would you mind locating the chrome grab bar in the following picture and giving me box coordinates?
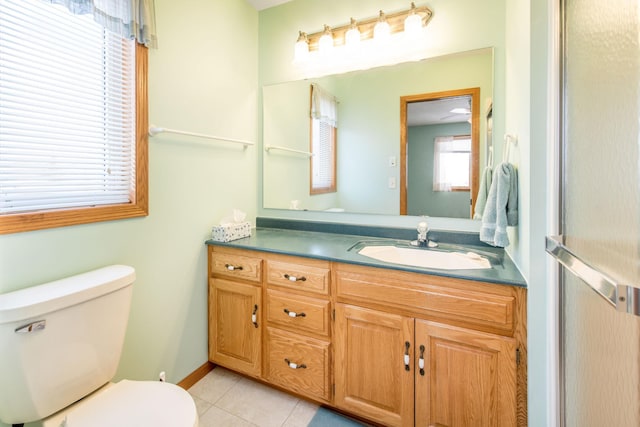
[546,235,640,317]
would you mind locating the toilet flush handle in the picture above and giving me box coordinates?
[15,320,46,334]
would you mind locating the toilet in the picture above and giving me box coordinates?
[0,265,198,427]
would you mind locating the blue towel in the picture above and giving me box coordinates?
[473,166,493,219]
[480,162,518,247]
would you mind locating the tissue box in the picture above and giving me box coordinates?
[211,222,252,242]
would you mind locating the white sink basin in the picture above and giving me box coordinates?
[357,245,491,270]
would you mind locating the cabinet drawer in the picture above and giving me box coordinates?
[336,268,516,335]
[265,327,330,402]
[211,251,262,282]
[266,289,330,337]
[266,260,329,296]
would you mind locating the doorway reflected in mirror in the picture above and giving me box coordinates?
[400,88,480,218]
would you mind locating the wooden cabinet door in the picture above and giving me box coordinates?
[334,304,414,427]
[209,278,261,377]
[415,320,517,427]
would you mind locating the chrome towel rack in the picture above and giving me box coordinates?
[546,235,640,317]
[148,125,254,148]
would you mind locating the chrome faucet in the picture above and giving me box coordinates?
[416,221,438,248]
[417,221,429,247]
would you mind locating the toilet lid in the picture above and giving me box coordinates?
[42,380,198,427]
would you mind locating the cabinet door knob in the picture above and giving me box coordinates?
[283,308,306,318]
[284,358,307,369]
[283,274,306,282]
[225,263,243,271]
[252,304,258,328]
[404,341,411,371]
[419,344,425,376]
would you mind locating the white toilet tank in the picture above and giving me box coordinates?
[0,265,136,425]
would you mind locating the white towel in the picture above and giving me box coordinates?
[479,162,518,247]
[473,166,492,219]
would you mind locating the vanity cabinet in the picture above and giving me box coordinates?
[208,245,527,427]
[414,320,517,427]
[334,304,415,426]
[263,254,332,402]
[334,304,517,427]
[334,263,526,427]
[208,248,262,377]
[208,247,332,403]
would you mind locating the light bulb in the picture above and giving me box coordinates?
[318,25,334,54]
[345,18,360,49]
[404,3,422,39]
[373,10,390,44]
[294,31,309,61]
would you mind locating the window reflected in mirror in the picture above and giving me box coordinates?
[433,135,472,192]
[310,84,337,194]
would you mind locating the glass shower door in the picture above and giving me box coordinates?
[554,0,640,425]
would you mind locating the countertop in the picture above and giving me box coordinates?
[205,226,527,288]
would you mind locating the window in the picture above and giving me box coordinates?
[433,135,471,192]
[0,0,148,234]
[310,84,337,194]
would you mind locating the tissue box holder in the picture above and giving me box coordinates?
[211,222,252,242]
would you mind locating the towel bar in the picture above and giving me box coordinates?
[148,125,254,147]
[265,145,313,157]
[545,235,640,317]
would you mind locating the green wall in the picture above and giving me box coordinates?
[0,0,259,410]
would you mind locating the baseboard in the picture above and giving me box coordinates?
[177,361,214,390]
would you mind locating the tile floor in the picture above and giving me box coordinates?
[188,367,320,427]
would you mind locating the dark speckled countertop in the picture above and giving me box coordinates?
[205,221,527,288]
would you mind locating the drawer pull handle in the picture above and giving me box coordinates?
[252,304,258,328]
[419,344,425,376]
[283,274,306,282]
[404,341,411,371]
[283,308,306,318]
[284,358,307,369]
[225,264,243,271]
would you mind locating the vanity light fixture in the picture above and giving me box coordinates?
[373,10,391,43]
[318,25,334,54]
[345,18,361,49]
[404,2,423,38]
[293,2,433,62]
[294,31,309,61]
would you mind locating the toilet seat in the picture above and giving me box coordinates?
[41,380,198,427]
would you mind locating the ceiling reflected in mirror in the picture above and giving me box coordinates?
[407,96,472,126]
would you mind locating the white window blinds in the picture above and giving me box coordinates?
[0,0,136,215]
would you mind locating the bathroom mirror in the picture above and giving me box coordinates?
[262,47,493,216]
